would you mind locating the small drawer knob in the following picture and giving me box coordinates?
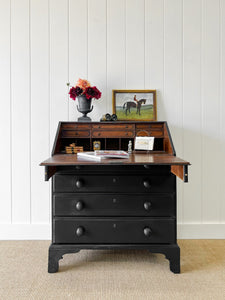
[76,201,84,211]
[143,227,152,237]
[76,179,83,188]
[76,226,85,237]
[143,180,151,188]
[144,202,152,211]
[98,132,101,136]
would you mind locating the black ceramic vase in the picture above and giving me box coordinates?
[77,95,93,122]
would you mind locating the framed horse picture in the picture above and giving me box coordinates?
[112,90,157,121]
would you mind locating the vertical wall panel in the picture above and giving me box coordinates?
[68,0,88,121]
[126,0,145,88]
[0,0,11,223]
[164,0,183,148]
[107,0,126,113]
[88,0,107,121]
[221,0,225,222]
[30,0,50,223]
[182,0,202,223]
[11,0,30,223]
[202,0,220,222]
[164,0,183,223]
[145,0,164,119]
[49,0,69,145]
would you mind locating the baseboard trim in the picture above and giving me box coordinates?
[0,224,51,240]
[177,223,225,239]
[0,223,224,240]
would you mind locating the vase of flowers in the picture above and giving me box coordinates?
[68,78,101,122]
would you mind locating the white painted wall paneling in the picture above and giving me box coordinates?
[201,0,221,223]
[11,0,30,224]
[163,0,183,223]
[0,0,225,238]
[68,0,88,121]
[126,0,145,88]
[221,0,225,223]
[30,0,50,224]
[145,0,164,120]
[88,0,107,121]
[182,0,202,223]
[107,0,126,113]
[49,0,69,147]
[0,0,11,224]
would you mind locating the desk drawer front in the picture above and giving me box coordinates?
[61,124,91,130]
[92,124,134,130]
[53,174,175,193]
[136,130,163,137]
[53,193,175,217]
[53,218,175,244]
[92,130,134,138]
[136,124,164,137]
[136,124,163,130]
[61,130,90,138]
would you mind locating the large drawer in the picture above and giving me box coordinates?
[53,174,175,193]
[53,193,175,217]
[53,217,175,244]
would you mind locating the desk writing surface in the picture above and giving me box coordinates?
[40,153,190,166]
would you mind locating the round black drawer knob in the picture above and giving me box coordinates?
[144,202,152,211]
[76,201,84,211]
[76,226,85,237]
[143,227,152,237]
[76,179,83,188]
[143,180,151,188]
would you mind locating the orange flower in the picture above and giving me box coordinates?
[76,78,90,90]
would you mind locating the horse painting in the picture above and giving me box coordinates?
[122,101,136,115]
[123,95,146,115]
[135,99,146,115]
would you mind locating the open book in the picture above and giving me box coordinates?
[77,150,129,161]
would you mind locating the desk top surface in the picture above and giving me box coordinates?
[40,153,190,166]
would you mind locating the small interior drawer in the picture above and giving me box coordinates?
[61,124,91,129]
[92,124,134,130]
[136,124,164,129]
[136,129,164,137]
[92,130,134,138]
[61,130,90,138]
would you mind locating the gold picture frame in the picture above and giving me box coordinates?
[112,89,157,121]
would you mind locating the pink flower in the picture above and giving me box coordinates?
[76,78,90,90]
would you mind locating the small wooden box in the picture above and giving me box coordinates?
[65,143,83,154]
